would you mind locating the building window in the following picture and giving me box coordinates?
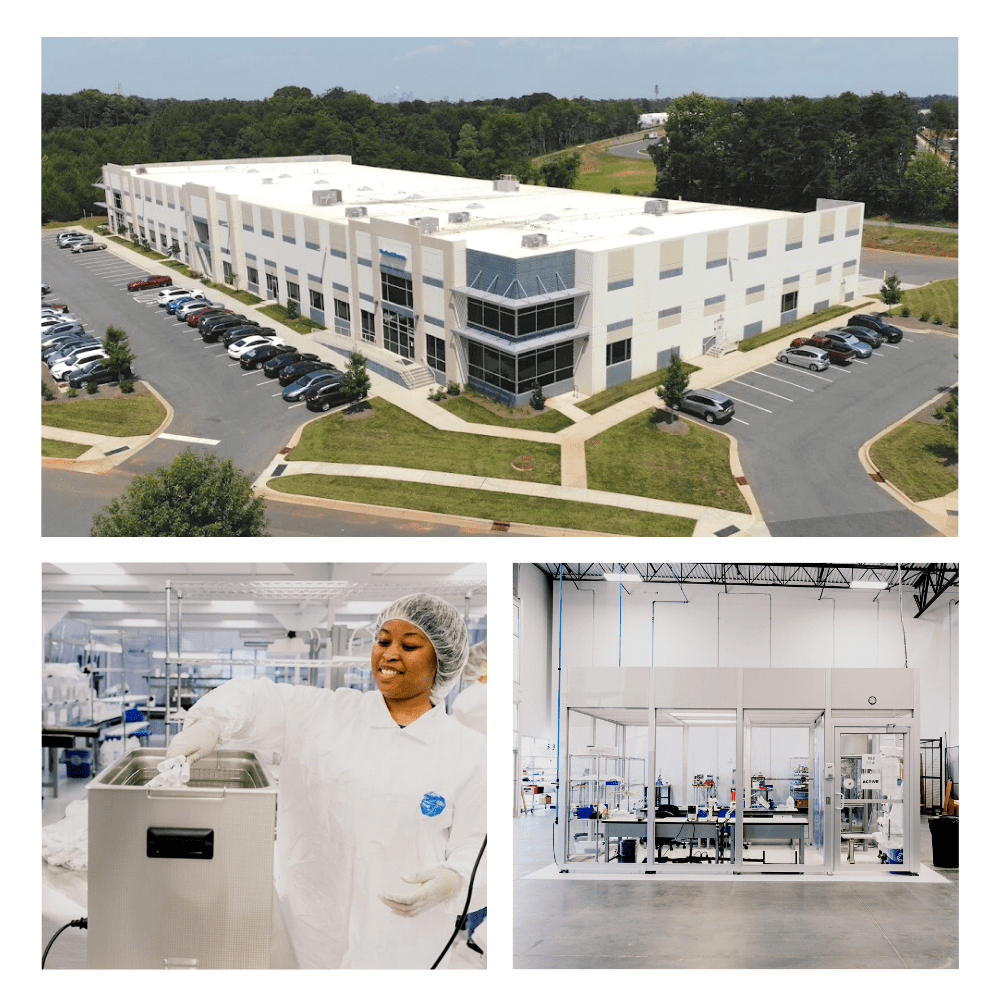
[247,266,259,286]
[262,228,274,238]
[334,298,350,336]
[606,339,631,366]
[310,289,325,312]
[113,192,122,210]
[781,290,798,313]
[138,227,146,240]
[266,273,279,299]
[222,261,234,284]
[466,296,574,338]
[467,340,574,395]
[287,281,300,302]
[427,334,446,372]
[383,310,415,359]
[361,309,376,343]
[380,271,413,309]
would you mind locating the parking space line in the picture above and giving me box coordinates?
[731,417,750,426]
[756,371,815,391]
[725,394,772,413]
[768,363,833,383]
[853,359,869,365]
[729,379,794,402]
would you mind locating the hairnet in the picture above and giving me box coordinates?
[464,639,487,681]
[375,593,469,704]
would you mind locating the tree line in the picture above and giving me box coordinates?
[649,91,957,221]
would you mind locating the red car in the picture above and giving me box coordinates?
[789,335,856,364]
[187,307,231,327]
[127,275,172,292]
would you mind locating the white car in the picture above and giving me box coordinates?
[51,349,108,380]
[57,232,89,247]
[776,345,831,371]
[157,287,205,306]
[227,334,285,359]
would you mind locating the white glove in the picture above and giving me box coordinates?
[166,718,221,764]
[378,866,463,918]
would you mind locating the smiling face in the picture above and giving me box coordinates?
[371,619,438,708]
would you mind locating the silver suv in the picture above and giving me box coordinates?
[672,388,735,424]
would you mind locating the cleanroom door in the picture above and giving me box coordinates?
[834,726,912,872]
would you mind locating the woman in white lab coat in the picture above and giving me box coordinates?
[167,593,485,969]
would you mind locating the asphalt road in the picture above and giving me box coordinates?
[607,138,658,159]
[710,327,957,535]
[859,248,957,288]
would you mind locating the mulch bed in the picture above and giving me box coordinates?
[41,368,150,406]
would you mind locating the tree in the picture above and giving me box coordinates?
[900,152,956,221]
[341,351,371,410]
[655,354,689,420]
[91,449,269,536]
[880,272,903,314]
[539,151,581,190]
[103,325,136,381]
[935,389,957,443]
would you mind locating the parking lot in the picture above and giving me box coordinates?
[711,329,957,535]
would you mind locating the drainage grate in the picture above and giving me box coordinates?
[715,525,740,537]
[870,471,885,482]
[104,445,130,456]
[734,476,748,486]
[947,509,958,517]
[272,464,287,476]
[491,520,511,532]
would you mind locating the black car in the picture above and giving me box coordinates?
[277,360,334,386]
[848,313,904,343]
[222,325,273,348]
[263,352,319,377]
[44,338,100,363]
[304,378,355,411]
[240,343,296,370]
[837,325,883,349]
[67,360,131,389]
[200,317,254,342]
[198,311,241,335]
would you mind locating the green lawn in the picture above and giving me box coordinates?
[863,224,957,258]
[268,474,696,536]
[577,363,701,415]
[260,303,326,335]
[41,395,167,437]
[200,280,263,306]
[42,438,90,459]
[738,304,860,352]
[895,279,958,327]
[287,398,562,484]
[438,393,573,432]
[869,419,957,502]
[586,409,750,514]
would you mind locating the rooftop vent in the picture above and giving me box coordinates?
[247,168,259,173]
[359,186,373,191]
[644,199,668,215]
[538,214,559,222]
[406,192,423,200]
[448,211,470,224]
[313,178,328,184]
[493,175,519,192]
[136,167,147,174]
[279,173,292,179]
[408,216,439,234]
[313,188,343,205]
[225,165,237,171]
[345,206,368,218]
[467,203,483,209]
[262,177,273,184]
[630,227,655,235]
[521,233,548,249]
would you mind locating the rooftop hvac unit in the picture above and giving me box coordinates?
[262,177,273,185]
[345,206,368,218]
[408,216,439,234]
[493,175,519,192]
[312,188,342,205]
[521,233,548,249]
[136,167,147,174]
[644,199,668,215]
[448,211,470,224]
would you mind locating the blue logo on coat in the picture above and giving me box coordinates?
[420,792,446,817]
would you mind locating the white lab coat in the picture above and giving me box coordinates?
[450,681,487,735]
[187,678,486,969]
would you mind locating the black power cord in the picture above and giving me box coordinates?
[42,917,87,969]
[430,835,486,969]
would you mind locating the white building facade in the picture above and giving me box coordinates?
[99,155,863,406]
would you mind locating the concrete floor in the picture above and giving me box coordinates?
[514,812,958,968]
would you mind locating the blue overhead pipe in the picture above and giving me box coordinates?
[555,564,564,817]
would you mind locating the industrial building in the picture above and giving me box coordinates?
[98,155,863,406]
[514,563,959,968]
[42,563,487,970]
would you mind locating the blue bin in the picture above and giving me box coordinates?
[63,748,92,778]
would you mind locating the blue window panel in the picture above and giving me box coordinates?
[307,274,323,284]
[814,299,830,311]
[606,318,633,333]
[309,308,324,324]
[658,305,681,318]
[743,320,763,338]
[358,257,372,268]
[330,248,347,259]
[783,275,800,285]
[748,248,767,259]
[659,267,683,279]
[285,266,298,276]
[819,234,834,243]
[245,252,257,261]
[843,259,857,268]
[606,360,633,387]
[283,235,296,244]
[360,292,374,303]
[423,275,444,288]
[817,266,832,276]
[607,278,634,291]
[785,241,802,251]
[706,258,727,269]
[306,241,320,250]
[243,224,254,233]
[332,282,348,293]
[264,259,276,268]
[656,346,680,368]
[425,315,445,328]
[746,284,764,296]
[845,228,860,238]
[704,294,725,306]
[262,229,274,238]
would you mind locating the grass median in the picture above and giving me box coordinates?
[267,475,697,536]
[897,279,958,327]
[869,420,957,503]
[437,392,573,432]
[586,409,750,515]
[286,398,561,483]
[42,439,90,459]
[577,363,701,415]
[41,394,167,436]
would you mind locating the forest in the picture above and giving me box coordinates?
[41,86,956,223]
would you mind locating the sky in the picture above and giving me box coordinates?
[40,36,958,104]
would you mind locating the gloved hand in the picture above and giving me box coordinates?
[378,866,463,918]
[166,718,221,764]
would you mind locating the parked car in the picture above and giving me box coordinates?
[278,360,336,387]
[776,345,830,371]
[240,343,296,370]
[66,360,131,389]
[42,331,89,352]
[847,313,904,344]
[44,338,99,362]
[42,304,71,317]
[127,275,172,292]
[186,306,227,327]
[156,288,194,306]
[671,388,735,424]
[41,315,75,331]
[228,334,286,359]
[59,234,93,248]
[836,332,872,358]
[199,313,246,338]
[836,325,883,349]
[71,242,107,253]
[304,378,358,412]
[165,296,198,315]
[263,352,319,377]
[282,369,342,401]
[51,349,108,380]
[41,321,84,340]
[791,335,856,364]
[221,324,271,348]
[176,299,221,320]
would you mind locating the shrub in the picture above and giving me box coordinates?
[933,315,943,325]
[42,381,55,400]
[85,379,100,395]
[119,379,135,394]
[428,387,447,401]
[286,299,300,320]
[67,387,78,398]
[900,306,910,317]
[530,381,547,410]
[920,310,931,322]
[446,381,461,396]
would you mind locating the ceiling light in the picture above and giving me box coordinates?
[603,572,642,583]
[849,580,889,590]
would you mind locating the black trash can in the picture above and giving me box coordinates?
[928,815,958,868]
[619,839,637,863]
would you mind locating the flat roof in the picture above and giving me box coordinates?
[116,157,801,258]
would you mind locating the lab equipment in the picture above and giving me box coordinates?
[86,748,278,968]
